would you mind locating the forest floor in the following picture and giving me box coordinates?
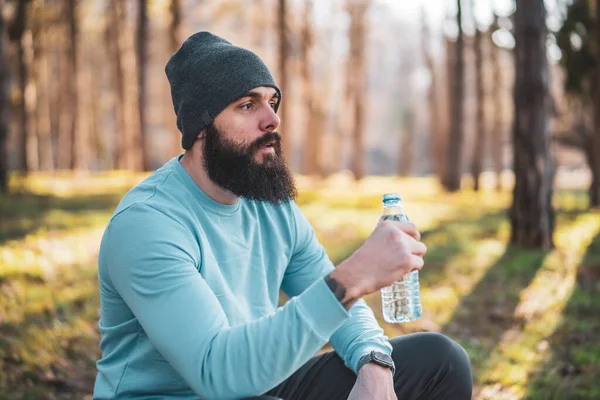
[0,172,598,399]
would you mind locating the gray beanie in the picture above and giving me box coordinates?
[165,32,281,149]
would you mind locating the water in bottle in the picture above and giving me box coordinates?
[380,193,423,323]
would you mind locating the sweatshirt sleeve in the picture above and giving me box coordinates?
[103,204,350,399]
[281,202,393,373]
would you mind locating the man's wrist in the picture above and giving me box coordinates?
[356,350,395,376]
[358,362,394,376]
[324,263,364,310]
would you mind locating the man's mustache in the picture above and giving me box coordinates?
[250,132,282,151]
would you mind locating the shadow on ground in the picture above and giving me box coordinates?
[523,230,600,400]
[0,193,122,244]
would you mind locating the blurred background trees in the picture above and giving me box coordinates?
[0,0,598,244]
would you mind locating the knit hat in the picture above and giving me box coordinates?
[165,32,282,149]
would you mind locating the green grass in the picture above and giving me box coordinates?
[0,173,599,399]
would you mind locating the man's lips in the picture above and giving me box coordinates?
[258,140,276,152]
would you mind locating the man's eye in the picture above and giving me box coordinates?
[269,101,277,109]
[240,102,253,110]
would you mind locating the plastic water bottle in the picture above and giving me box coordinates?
[379,193,422,323]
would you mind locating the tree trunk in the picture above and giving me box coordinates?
[301,0,319,176]
[24,30,38,172]
[421,8,444,180]
[48,32,60,168]
[78,40,101,170]
[331,50,348,175]
[510,0,554,249]
[9,0,29,173]
[57,40,73,170]
[252,0,265,50]
[167,0,182,157]
[444,0,465,191]
[398,108,414,177]
[35,31,54,171]
[106,0,128,169]
[277,0,292,165]
[0,0,9,193]
[137,0,151,171]
[124,7,142,171]
[319,25,340,177]
[440,35,455,186]
[591,3,600,208]
[347,0,368,181]
[75,35,91,172]
[491,13,504,191]
[66,0,80,170]
[89,43,103,169]
[471,22,485,191]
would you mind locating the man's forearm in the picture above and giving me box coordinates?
[325,258,393,375]
[324,259,366,310]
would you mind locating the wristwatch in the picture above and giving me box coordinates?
[356,350,395,375]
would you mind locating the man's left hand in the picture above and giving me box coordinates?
[347,363,397,400]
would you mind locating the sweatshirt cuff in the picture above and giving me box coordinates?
[296,278,350,340]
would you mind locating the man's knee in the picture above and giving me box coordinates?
[390,332,472,396]
[390,332,469,366]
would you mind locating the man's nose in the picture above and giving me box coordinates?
[259,106,281,133]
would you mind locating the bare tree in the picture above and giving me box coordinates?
[490,13,504,191]
[421,8,444,180]
[8,0,31,173]
[85,31,104,168]
[444,0,465,191]
[510,0,554,249]
[74,8,92,172]
[398,108,414,176]
[167,0,182,157]
[105,0,128,169]
[470,3,486,191]
[441,33,455,186]
[33,17,53,172]
[137,0,151,171]
[300,0,320,176]
[124,7,143,171]
[252,0,265,50]
[65,0,80,170]
[347,0,368,181]
[0,0,8,193]
[277,0,292,162]
[592,3,600,207]
[53,0,78,170]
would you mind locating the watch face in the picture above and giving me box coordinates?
[372,351,393,367]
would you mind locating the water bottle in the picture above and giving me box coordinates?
[379,193,422,323]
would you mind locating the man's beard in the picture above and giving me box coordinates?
[202,123,297,204]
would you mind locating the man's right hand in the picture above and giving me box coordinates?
[325,220,427,309]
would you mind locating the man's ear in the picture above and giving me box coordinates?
[197,129,206,140]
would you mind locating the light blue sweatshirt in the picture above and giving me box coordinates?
[93,156,392,399]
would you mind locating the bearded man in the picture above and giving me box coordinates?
[92,32,472,400]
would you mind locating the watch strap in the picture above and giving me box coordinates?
[356,350,395,375]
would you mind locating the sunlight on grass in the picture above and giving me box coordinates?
[9,171,148,197]
[476,213,600,400]
[421,239,507,328]
[0,228,104,283]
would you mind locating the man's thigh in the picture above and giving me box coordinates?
[263,350,355,400]
[263,332,472,400]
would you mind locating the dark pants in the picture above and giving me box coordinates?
[249,332,472,400]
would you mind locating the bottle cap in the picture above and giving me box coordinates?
[382,193,401,202]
